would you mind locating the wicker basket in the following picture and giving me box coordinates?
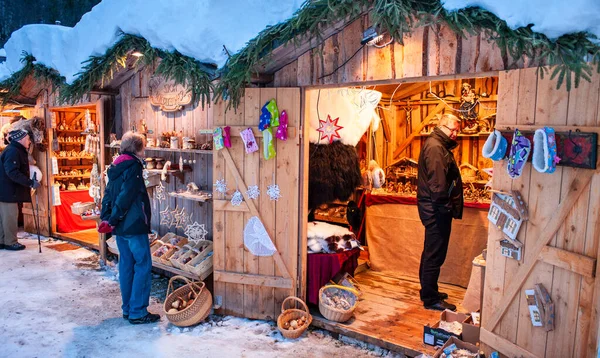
[318,285,359,323]
[163,275,212,327]
[277,296,312,339]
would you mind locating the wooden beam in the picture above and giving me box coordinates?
[495,124,600,137]
[213,199,250,212]
[226,125,296,138]
[480,328,538,358]
[387,82,432,102]
[538,246,597,278]
[214,271,293,289]
[220,149,293,280]
[391,102,445,160]
[250,73,274,84]
[485,170,595,331]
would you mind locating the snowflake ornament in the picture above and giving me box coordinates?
[154,181,166,202]
[214,178,228,194]
[317,115,344,144]
[246,185,260,200]
[184,221,209,243]
[231,190,244,206]
[174,207,188,229]
[160,206,172,226]
[267,184,282,201]
[169,206,181,228]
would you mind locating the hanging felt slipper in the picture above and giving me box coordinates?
[482,129,507,161]
[223,126,232,148]
[533,126,560,173]
[259,103,271,131]
[507,129,531,179]
[262,127,276,160]
[213,127,224,151]
[240,127,259,154]
[275,110,288,141]
[266,99,280,127]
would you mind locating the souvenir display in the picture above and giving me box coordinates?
[532,126,560,173]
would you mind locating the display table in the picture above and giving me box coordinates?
[365,193,488,288]
[306,248,360,305]
[56,190,96,233]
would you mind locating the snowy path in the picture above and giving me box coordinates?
[0,237,397,358]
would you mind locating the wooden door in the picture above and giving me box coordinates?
[480,68,600,357]
[212,88,301,320]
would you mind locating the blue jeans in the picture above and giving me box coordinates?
[116,234,152,319]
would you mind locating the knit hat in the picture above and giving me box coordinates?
[9,129,29,142]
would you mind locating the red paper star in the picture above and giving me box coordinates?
[317,115,343,144]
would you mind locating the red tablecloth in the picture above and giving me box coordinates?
[365,193,490,209]
[306,248,360,305]
[56,190,96,233]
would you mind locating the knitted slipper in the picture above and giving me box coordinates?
[262,127,276,160]
[507,129,531,179]
[266,99,280,127]
[533,126,560,173]
[482,129,507,161]
[275,110,288,141]
[213,127,224,151]
[259,103,271,131]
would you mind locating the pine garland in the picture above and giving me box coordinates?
[1,1,599,110]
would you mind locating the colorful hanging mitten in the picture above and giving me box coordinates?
[266,99,280,127]
[213,127,224,151]
[240,127,259,154]
[275,110,288,141]
[223,126,232,148]
[507,129,531,179]
[262,127,276,160]
[532,126,560,173]
[259,103,271,131]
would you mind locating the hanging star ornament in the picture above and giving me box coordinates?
[267,184,282,201]
[175,207,188,230]
[184,221,209,243]
[160,206,172,226]
[214,178,228,194]
[231,190,244,206]
[246,185,260,200]
[317,115,343,144]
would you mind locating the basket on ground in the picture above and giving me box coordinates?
[277,296,312,339]
[163,275,212,327]
[318,284,359,323]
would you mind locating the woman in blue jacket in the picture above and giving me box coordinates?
[100,131,159,324]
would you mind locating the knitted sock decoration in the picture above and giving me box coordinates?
[259,103,271,131]
[507,129,531,179]
[275,110,288,141]
[262,127,276,160]
[266,99,280,127]
[213,127,224,151]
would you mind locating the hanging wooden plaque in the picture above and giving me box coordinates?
[148,76,192,112]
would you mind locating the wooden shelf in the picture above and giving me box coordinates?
[54,174,91,179]
[56,129,85,134]
[59,142,85,145]
[55,156,94,160]
[104,144,212,154]
[147,167,192,175]
[314,214,348,225]
[417,132,491,137]
[169,191,212,202]
[107,246,211,281]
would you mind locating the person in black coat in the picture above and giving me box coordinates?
[99,131,159,325]
[416,114,464,311]
[0,129,41,251]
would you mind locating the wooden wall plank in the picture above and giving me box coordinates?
[297,51,313,87]
[402,26,424,78]
[426,25,440,77]
[321,34,339,85]
[460,33,479,74]
[258,88,277,320]
[438,25,458,76]
[366,17,392,81]
[273,61,298,87]
[212,99,226,314]
[340,16,365,84]
[243,88,261,319]
[476,36,505,72]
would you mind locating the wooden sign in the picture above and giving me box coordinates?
[148,76,192,112]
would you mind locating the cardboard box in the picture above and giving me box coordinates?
[462,315,481,345]
[432,336,480,358]
[423,310,468,347]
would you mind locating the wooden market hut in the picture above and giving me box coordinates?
[1,3,599,357]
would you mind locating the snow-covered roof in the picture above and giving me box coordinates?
[0,0,303,83]
[0,0,599,86]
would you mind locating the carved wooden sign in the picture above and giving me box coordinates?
[148,76,192,112]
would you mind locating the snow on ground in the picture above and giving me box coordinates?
[0,236,400,358]
[0,0,303,82]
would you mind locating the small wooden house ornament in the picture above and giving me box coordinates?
[488,190,528,259]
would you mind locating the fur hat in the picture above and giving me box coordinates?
[9,129,29,142]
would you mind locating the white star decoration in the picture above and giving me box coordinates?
[246,185,260,200]
[214,178,228,194]
[267,184,282,201]
[231,190,244,206]
[184,221,209,243]
[160,206,172,226]
[154,181,166,202]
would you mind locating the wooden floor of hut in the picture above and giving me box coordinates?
[311,270,466,357]
[54,229,98,248]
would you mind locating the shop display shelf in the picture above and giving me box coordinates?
[54,174,91,179]
[104,144,212,154]
[168,191,212,202]
[314,214,348,225]
[55,156,95,160]
[56,129,86,134]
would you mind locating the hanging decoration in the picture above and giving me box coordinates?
[240,128,259,154]
[184,221,209,243]
[223,126,232,148]
[275,110,288,141]
[259,102,271,131]
[213,127,225,151]
[267,175,282,201]
[316,115,343,144]
[169,206,181,228]
[231,190,244,206]
[246,185,260,200]
[174,207,188,229]
[160,206,172,226]
[154,181,166,202]
[214,178,228,194]
[267,99,280,127]
[243,216,277,256]
[262,127,276,160]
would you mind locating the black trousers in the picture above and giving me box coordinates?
[419,212,453,305]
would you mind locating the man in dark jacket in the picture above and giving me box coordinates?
[0,129,41,251]
[100,131,159,325]
[417,114,464,311]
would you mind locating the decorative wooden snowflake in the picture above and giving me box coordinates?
[154,181,166,202]
[317,115,344,144]
[246,185,260,200]
[231,190,244,206]
[160,206,172,226]
[169,206,181,227]
[214,178,228,194]
[184,221,209,243]
[174,207,188,229]
[267,184,282,201]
